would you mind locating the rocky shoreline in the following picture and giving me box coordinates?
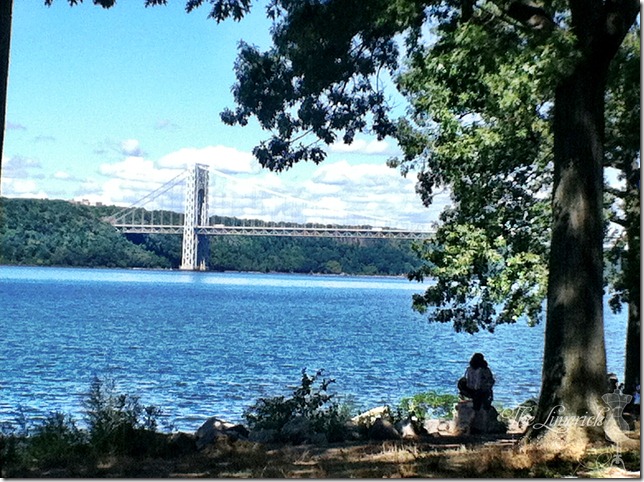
[166,399,526,455]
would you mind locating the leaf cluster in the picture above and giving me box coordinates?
[45,0,253,21]
[243,368,349,442]
[393,7,564,332]
[395,6,638,332]
[220,0,428,171]
[83,376,164,454]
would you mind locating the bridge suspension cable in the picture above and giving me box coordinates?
[106,170,187,226]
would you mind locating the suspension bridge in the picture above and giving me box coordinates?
[106,164,435,270]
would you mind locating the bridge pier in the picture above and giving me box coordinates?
[180,163,210,271]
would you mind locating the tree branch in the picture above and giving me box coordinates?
[505,0,555,31]
[606,185,627,199]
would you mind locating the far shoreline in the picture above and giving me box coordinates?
[0,263,415,280]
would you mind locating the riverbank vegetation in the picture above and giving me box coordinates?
[1,375,639,478]
[0,197,420,275]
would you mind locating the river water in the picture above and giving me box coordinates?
[0,266,627,432]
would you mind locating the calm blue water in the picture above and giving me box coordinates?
[0,266,627,432]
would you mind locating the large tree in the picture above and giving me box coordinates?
[396,9,640,445]
[604,29,640,397]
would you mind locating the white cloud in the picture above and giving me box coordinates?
[329,139,397,155]
[120,139,143,157]
[99,156,174,183]
[154,119,180,132]
[3,155,42,178]
[202,159,446,230]
[77,146,258,208]
[1,178,48,198]
[6,122,27,131]
[157,145,258,175]
[24,140,448,230]
[53,171,72,180]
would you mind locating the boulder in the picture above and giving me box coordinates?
[395,418,420,439]
[368,418,401,440]
[195,417,249,449]
[342,419,364,441]
[352,405,391,425]
[423,419,452,435]
[453,401,507,435]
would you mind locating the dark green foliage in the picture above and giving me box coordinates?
[0,377,165,476]
[21,412,90,469]
[244,368,351,443]
[0,197,419,275]
[210,236,418,275]
[0,198,169,269]
[83,376,164,455]
[220,1,424,170]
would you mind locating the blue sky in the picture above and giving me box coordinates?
[2,1,448,230]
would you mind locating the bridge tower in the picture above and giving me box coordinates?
[180,163,210,271]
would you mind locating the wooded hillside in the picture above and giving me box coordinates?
[0,197,421,275]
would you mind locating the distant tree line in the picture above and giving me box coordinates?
[0,197,420,275]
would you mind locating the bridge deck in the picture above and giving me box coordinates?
[112,224,433,240]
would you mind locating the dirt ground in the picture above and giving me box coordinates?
[9,430,640,478]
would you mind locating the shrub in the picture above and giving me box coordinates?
[244,369,351,443]
[1,379,168,476]
[26,412,90,469]
[396,391,460,422]
[83,376,164,456]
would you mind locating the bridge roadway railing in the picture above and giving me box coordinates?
[111,223,433,240]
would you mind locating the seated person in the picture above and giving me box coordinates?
[458,353,495,411]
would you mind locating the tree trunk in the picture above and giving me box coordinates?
[526,0,639,448]
[623,183,640,395]
[624,297,640,393]
[529,54,609,445]
[0,0,13,191]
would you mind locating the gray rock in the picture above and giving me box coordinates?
[309,431,329,445]
[343,419,364,441]
[195,417,248,449]
[453,401,507,435]
[351,405,391,425]
[396,419,419,439]
[368,418,401,440]
[423,419,441,435]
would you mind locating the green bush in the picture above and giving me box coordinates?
[26,412,90,469]
[83,376,164,455]
[396,390,460,422]
[0,379,168,476]
[0,411,92,476]
[244,369,352,443]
